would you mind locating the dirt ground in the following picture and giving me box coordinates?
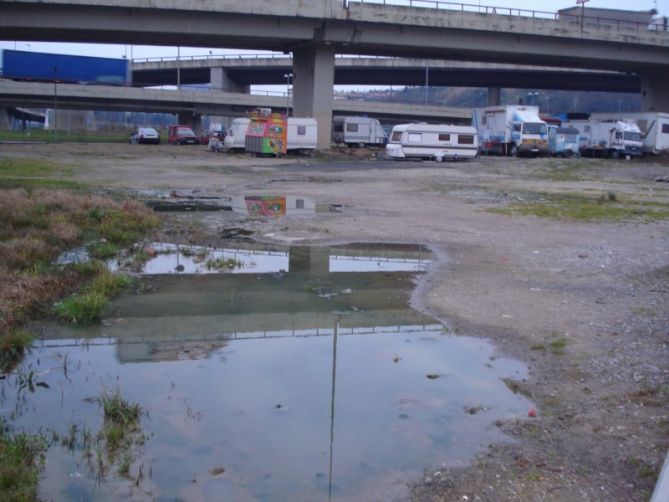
[3,143,669,501]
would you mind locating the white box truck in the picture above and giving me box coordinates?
[385,123,479,161]
[222,117,317,154]
[471,105,548,156]
[590,112,669,154]
[332,116,386,146]
[562,119,643,158]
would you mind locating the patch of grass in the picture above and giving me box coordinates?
[100,387,141,426]
[0,422,47,502]
[549,337,569,355]
[489,191,669,221]
[54,292,108,324]
[0,331,33,373]
[0,130,127,143]
[530,343,547,351]
[0,157,84,190]
[205,257,242,271]
[88,241,120,260]
[87,270,133,298]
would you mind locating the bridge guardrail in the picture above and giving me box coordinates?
[132,54,395,64]
[348,0,668,34]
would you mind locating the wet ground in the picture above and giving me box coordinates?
[5,243,531,501]
[1,143,668,501]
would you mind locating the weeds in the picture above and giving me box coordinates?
[54,292,108,325]
[0,420,48,502]
[0,331,33,373]
[205,257,242,271]
[489,191,669,221]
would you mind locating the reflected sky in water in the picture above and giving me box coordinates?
[3,243,531,501]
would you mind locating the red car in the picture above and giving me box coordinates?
[168,125,198,145]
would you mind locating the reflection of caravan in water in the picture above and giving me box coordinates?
[472,105,548,156]
[223,117,317,153]
[332,116,386,146]
[590,112,669,154]
[386,123,479,161]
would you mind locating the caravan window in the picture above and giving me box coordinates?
[333,122,344,132]
[346,123,359,132]
[297,125,306,135]
[390,131,402,143]
[662,123,669,134]
[438,133,451,141]
[458,135,475,145]
[407,133,422,143]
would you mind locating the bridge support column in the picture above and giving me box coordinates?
[210,67,250,93]
[640,72,669,112]
[487,86,501,106]
[0,108,11,130]
[293,45,335,150]
[177,111,202,132]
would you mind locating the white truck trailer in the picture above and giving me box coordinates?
[332,116,386,146]
[562,119,643,158]
[590,112,669,154]
[471,105,549,156]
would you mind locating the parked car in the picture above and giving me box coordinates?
[168,125,198,145]
[129,127,160,144]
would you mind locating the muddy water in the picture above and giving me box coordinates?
[3,244,532,501]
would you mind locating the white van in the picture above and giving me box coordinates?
[332,116,386,146]
[590,112,669,154]
[385,123,479,161]
[223,117,317,154]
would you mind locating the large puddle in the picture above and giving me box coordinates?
[3,243,532,501]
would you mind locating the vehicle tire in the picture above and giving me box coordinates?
[358,142,365,148]
[510,144,519,157]
[610,150,620,159]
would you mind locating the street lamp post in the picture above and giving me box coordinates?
[283,72,293,118]
[53,66,58,142]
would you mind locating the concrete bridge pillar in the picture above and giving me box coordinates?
[292,45,335,150]
[210,67,250,93]
[0,108,11,130]
[177,111,202,132]
[640,72,669,112]
[487,86,501,106]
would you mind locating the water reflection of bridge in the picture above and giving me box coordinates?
[39,244,441,363]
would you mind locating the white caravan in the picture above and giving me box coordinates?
[562,119,643,158]
[471,105,548,156]
[385,123,479,161]
[222,117,317,153]
[590,112,669,154]
[332,116,386,146]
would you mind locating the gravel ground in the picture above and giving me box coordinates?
[3,143,668,501]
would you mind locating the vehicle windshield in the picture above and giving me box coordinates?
[623,131,641,142]
[177,127,196,136]
[390,131,402,143]
[522,122,547,135]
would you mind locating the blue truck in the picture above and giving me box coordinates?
[0,49,130,85]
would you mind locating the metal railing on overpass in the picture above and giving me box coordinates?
[348,0,668,33]
[132,54,394,64]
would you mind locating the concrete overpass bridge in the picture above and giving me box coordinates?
[1,0,667,147]
[0,79,472,126]
[131,54,641,95]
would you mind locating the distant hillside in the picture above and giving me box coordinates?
[350,86,641,115]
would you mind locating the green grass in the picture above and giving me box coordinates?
[489,191,669,222]
[0,331,33,373]
[205,257,242,271]
[87,241,121,260]
[54,292,108,324]
[100,387,141,427]
[0,423,47,502]
[0,129,127,144]
[0,157,84,189]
